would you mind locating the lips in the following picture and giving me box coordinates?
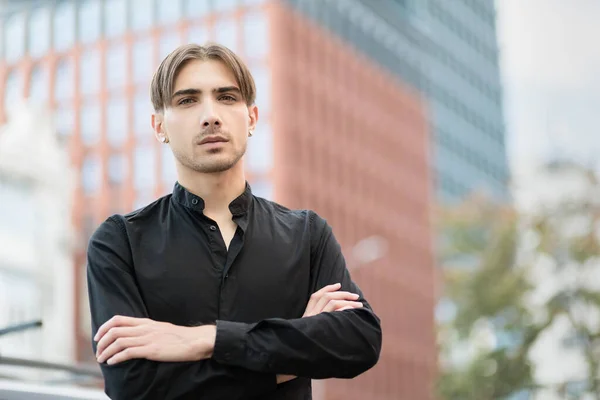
[199,136,228,145]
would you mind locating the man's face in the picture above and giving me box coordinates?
[153,59,257,174]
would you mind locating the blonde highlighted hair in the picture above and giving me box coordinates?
[150,43,256,112]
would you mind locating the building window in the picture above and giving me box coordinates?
[53,106,74,138]
[54,59,73,101]
[29,7,51,58]
[214,17,237,51]
[134,189,155,210]
[134,146,156,190]
[187,24,209,45]
[251,65,271,115]
[157,0,182,24]
[79,0,102,44]
[159,32,182,60]
[53,1,75,51]
[214,0,238,12]
[184,0,211,18]
[246,122,272,173]
[132,38,154,85]
[5,12,26,62]
[104,0,127,38]
[82,154,102,194]
[4,70,23,116]
[131,0,154,31]
[250,179,273,200]
[0,180,35,239]
[106,97,128,148]
[106,44,127,90]
[243,11,268,58]
[29,65,49,104]
[108,153,128,184]
[80,102,101,146]
[134,91,153,139]
[79,49,100,96]
[161,146,177,185]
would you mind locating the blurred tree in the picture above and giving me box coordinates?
[435,162,600,400]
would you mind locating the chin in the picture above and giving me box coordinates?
[192,157,240,174]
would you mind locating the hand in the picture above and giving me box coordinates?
[94,316,216,365]
[302,283,363,317]
[276,284,363,384]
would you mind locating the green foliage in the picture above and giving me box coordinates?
[436,164,600,400]
[436,195,540,399]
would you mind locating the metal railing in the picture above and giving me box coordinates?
[0,320,106,399]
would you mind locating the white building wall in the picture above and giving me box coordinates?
[0,102,76,381]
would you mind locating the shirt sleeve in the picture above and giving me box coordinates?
[86,216,277,400]
[212,211,382,379]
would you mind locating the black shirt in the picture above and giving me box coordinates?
[87,182,382,400]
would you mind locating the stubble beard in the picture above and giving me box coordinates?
[173,143,247,174]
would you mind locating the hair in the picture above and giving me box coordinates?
[150,42,256,113]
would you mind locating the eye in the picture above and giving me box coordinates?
[219,95,237,102]
[178,98,195,105]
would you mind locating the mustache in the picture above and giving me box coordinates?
[194,127,229,143]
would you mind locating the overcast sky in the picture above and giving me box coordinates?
[495,0,600,176]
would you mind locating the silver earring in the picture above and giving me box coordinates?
[160,136,168,143]
[248,130,253,137]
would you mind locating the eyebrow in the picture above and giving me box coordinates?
[171,86,241,100]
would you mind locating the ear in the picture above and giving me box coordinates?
[152,113,168,144]
[247,105,258,134]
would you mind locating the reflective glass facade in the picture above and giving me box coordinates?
[285,0,509,203]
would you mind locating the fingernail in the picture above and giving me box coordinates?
[107,358,114,365]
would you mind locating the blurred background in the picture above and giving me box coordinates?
[0,0,598,399]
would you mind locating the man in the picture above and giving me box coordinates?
[87,43,382,400]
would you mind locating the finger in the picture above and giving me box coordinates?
[335,306,355,312]
[306,283,341,312]
[106,345,149,365]
[323,300,363,313]
[95,316,146,341]
[98,336,148,364]
[314,292,360,314]
[96,326,146,357]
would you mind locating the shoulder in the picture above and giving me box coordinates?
[89,195,171,249]
[251,195,329,234]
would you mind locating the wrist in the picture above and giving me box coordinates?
[192,325,216,360]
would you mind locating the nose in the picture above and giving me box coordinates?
[202,115,221,128]
[200,102,221,129]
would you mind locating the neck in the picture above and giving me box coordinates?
[177,162,246,216]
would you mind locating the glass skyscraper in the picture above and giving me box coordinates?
[287,0,509,203]
[0,0,508,398]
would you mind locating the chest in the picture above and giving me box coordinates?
[132,224,313,325]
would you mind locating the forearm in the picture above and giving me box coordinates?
[211,308,382,379]
[98,357,275,400]
[87,218,277,399]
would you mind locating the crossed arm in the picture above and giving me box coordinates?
[87,214,382,399]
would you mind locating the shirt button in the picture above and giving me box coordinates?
[191,198,198,205]
[210,225,217,231]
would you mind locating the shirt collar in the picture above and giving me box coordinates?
[172,181,254,217]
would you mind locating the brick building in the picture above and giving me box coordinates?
[0,1,436,398]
